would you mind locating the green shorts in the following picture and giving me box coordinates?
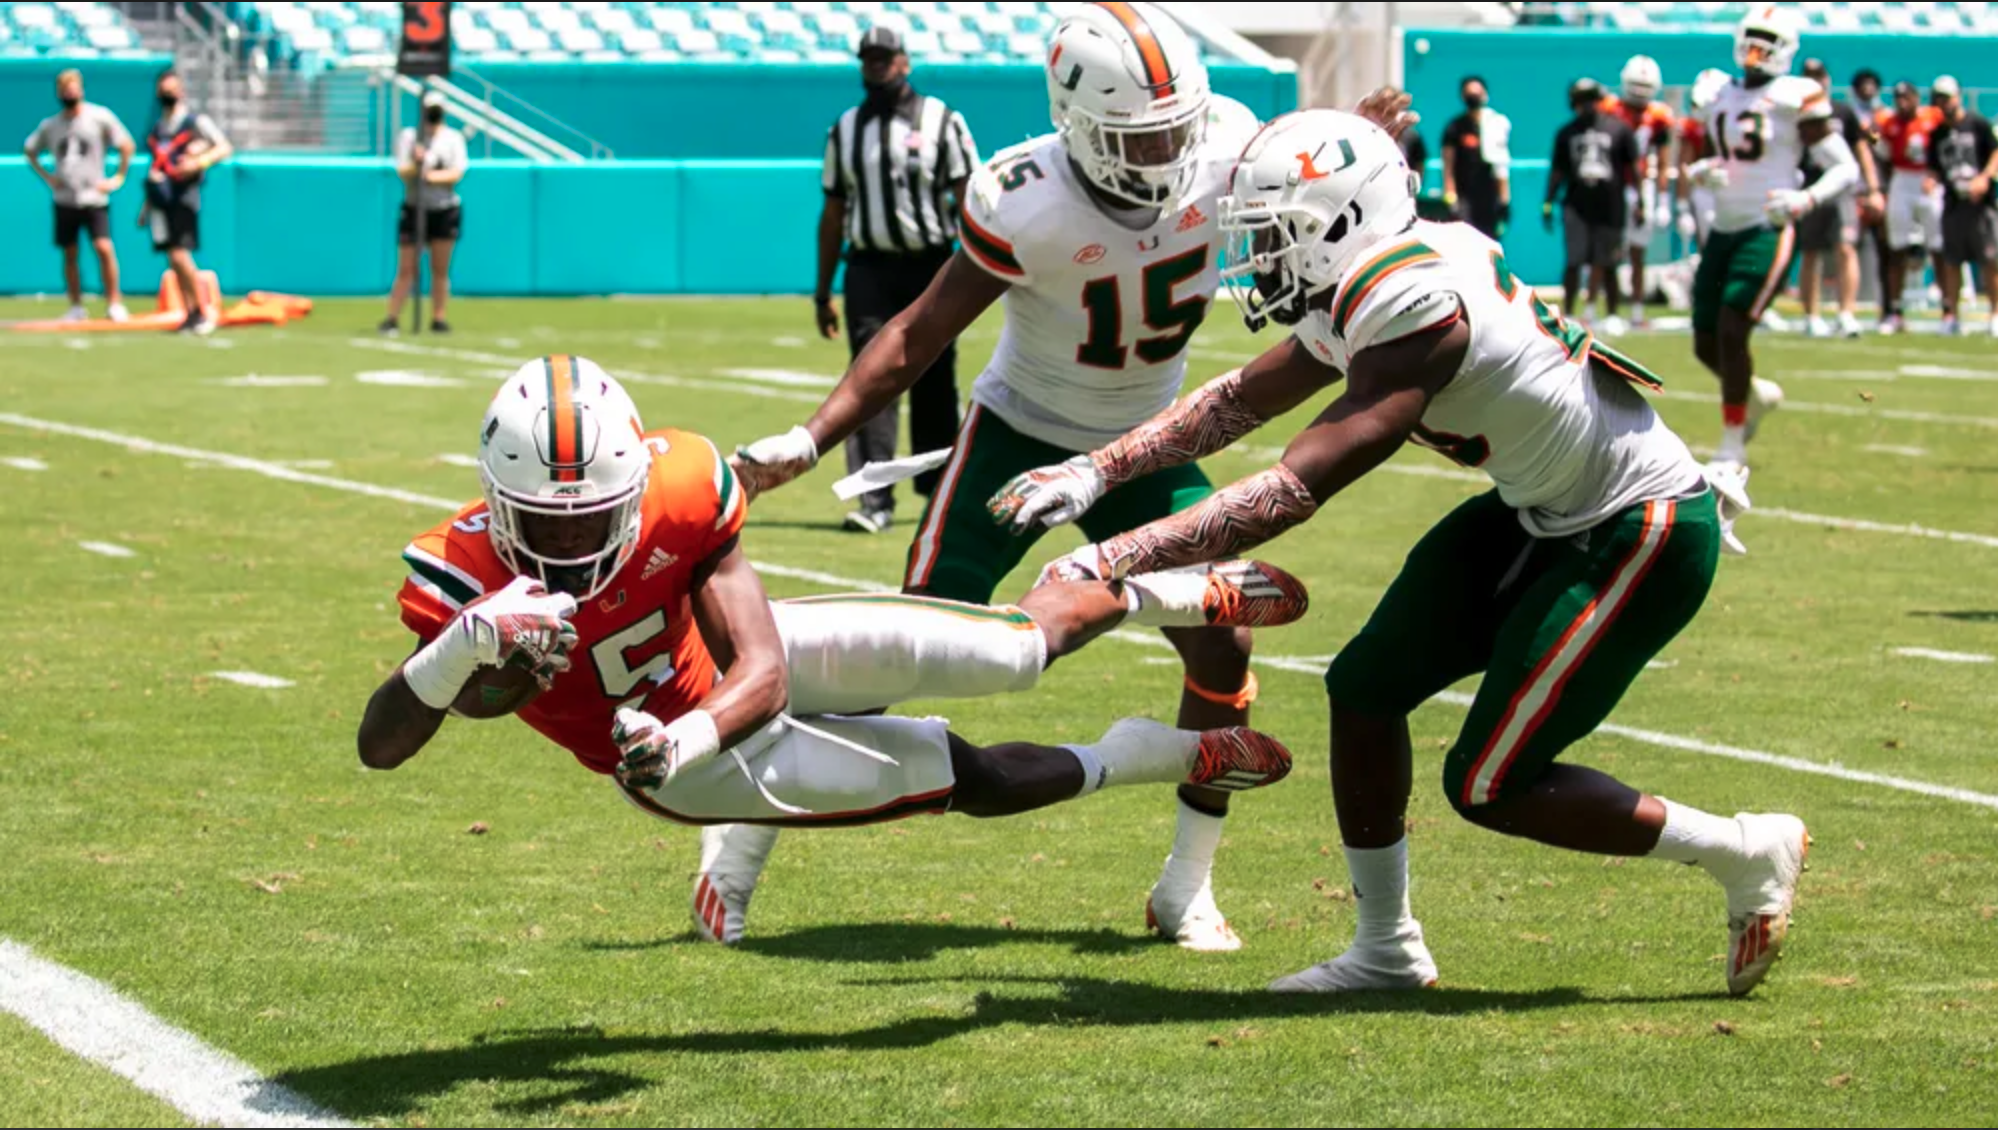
[1691,224,1796,333]
[902,403,1212,602]
[1324,488,1721,811]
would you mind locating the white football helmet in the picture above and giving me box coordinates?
[1216,109,1416,331]
[1046,1,1211,211]
[1621,55,1662,105]
[1692,68,1732,112]
[1735,3,1801,79]
[478,355,650,601]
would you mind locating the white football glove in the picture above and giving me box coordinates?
[730,425,819,502]
[1688,159,1729,190]
[402,574,578,709]
[987,455,1108,533]
[1033,543,1111,590]
[1675,203,1698,242]
[1764,188,1813,227]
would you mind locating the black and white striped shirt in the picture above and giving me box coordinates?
[822,89,977,253]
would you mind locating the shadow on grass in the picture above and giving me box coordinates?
[583,921,1158,962]
[273,973,1717,1117]
[1906,610,1998,623]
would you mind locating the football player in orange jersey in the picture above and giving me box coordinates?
[1605,56,1676,329]
[357,355,1308,945]
[1875,81,1946,332]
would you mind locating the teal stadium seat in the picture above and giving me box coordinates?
[235,1,1242,66]
[0,1,146,58]
[1520,0,1998,30]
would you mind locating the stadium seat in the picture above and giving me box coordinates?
[229,1,1246,66]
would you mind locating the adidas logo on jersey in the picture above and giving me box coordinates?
[1176,204,1208,232]
[641,548,679,580]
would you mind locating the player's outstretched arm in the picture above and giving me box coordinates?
[731,252,1010,500]
[611,538,790,790]
[356,666,450,771]
[1082,321,1467,580]
[989,336,1342,532]
[1768,116,1856,224]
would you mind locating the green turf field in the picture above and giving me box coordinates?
[1,295,1994,1127]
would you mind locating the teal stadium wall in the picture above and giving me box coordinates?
[1402,28,1998,283]
[7,59,1294,297]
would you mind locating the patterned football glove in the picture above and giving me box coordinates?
[611,707,721,791]
[730,425,819,502]
[460,574,579,688]
[988,455,1107,532]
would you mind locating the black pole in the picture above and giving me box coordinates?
[413,167,427,335]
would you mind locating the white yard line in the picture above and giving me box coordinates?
[209,671,297,688]
[1862,444,1928,457]
[3,456,48,471]
[78,540,135,558]
[1654,388,1998,429]
[349,338,823,404]
[0,939,353,1128]
[6,410,1997,819]
[1756,508,1998,549]
[1892,647,1994,664]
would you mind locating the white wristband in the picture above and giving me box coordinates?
[663,709,722,776]
[402,621,482,711]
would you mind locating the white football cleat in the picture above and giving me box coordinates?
[61,304,88,322]
[690,823,780,945]
[1146,873,1241,953]
[1837,311,1862,338]
[1270,929,1439,993]
[1722,813,1810,996]
[106,301,129,323]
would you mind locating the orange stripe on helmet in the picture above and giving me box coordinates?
[545,353,582,482]
[1099,2,1174,96]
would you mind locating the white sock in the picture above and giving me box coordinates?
[1647,798,1746,876]
[1159,800,1226,887]
[1347,839,1415,947]
[1061,717,1199,789]
[1119,568,1209,629]
[699,822,779,874]
[1716,422,1748,460]
[1633,300,1646,321]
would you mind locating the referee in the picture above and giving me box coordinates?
[815,26,977,534]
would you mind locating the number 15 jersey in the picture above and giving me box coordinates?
[1705,75,1826,234]
[958,106,1256,452]
[395,428,746,774]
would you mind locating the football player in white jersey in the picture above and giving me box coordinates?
[1684,4,1857,473]
[727,1,1413,953]
[993,110,1810,998]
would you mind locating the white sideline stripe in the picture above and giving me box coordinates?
[770,335,807,348]
[0,939,353,1128]
[210,670,297,688]
[1242,445,1998,550]
[1898,363,1998,381]
[349,338,824,404]
[1654,388,1998,429]
[213,375,328,388]
[716,367,837,388]
[1757,508,1998,549]
[355,370,464,389]
[1863,444,1928,457]
[6,411,1997,818]
[4,456,48,471]
[1893,647,1995,664]
[78,540,134,558]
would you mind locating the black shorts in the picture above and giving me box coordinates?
[147,202,199,252]
[1941,206,1998,265]
[1564,205,1624,268]
[398,204,461,244]
[54,204,109,248]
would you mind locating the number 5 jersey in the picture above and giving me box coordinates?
[396,429,746,774]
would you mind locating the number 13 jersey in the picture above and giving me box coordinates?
[1705,76,1825,234]
[959,112,1254,452]
[395,429,745,774]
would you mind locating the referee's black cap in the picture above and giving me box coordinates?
[857,26,904,57]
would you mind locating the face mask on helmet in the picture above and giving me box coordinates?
[477,357,651,602]
[1070,101,1208,208]
[1734,20,1795,78]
